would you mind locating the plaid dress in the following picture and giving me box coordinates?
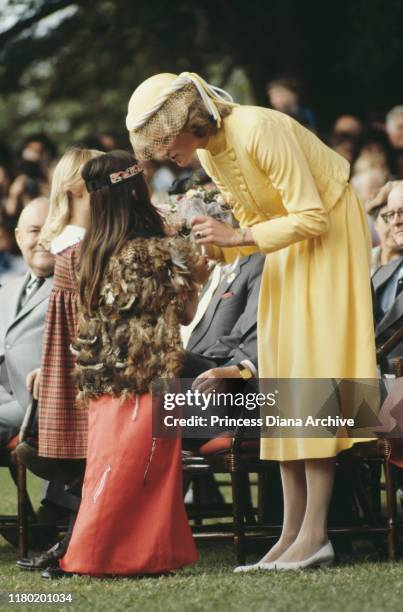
[38,243,88,458]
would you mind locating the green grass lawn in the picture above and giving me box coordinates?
[1,470,403,612]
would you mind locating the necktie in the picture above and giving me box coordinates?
[18,277,45,312]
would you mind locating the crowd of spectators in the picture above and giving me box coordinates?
[2,86,403,282]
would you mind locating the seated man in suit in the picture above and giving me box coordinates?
[373,181,403,372]
[372,181,403,503]
[0,197,54,446]
[182,251,263,382]
[181,252,269,504]
[0,198,75,551]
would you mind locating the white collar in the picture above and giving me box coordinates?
[29,271,38,281]
[51,225,86,255]
[222,256,240,276]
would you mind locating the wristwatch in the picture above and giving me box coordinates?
[237,363,253,380]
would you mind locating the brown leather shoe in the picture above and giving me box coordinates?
[16,541,64,571]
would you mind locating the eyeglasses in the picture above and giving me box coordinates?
[380,207,403,224]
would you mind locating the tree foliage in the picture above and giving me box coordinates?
[1,0,403,148]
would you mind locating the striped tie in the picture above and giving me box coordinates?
[18,277,45,311]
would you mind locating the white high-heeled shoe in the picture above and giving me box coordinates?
[233,561,276,573]
[274,541,335,571]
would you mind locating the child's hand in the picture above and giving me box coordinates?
[192,255,210,285]
[26,368,41,400]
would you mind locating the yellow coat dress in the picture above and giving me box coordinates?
[197,106,377,461]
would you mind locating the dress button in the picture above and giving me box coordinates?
[239,343,244,349]
[5,343,10,349]
[228,151,236,161]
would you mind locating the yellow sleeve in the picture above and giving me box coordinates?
[211,244,258,264]
[247,120,329,254]
[197,152,260,264]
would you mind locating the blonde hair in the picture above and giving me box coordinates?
[40,147,102,247]
[184,98,232,141]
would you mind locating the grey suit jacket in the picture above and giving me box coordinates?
[0,272,53,413]
[372,256,403,363]
[187,253,264,371]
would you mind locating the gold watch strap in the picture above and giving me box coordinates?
[237,363,253,379]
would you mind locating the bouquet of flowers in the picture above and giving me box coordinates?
[155,187,234,240]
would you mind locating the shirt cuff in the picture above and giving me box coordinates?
[240,359,257,377]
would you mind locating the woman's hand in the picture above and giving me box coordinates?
[191,216,255,247]
[26,368,41,400]
[191,216,239,247]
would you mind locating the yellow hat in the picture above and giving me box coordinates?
[126,73,178,131]
[126,71,235,132]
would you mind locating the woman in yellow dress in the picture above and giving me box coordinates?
[125,72,377,571]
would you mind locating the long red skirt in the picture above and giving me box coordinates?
[60,394,198,576]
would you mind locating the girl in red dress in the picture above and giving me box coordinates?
[60,150,200,576]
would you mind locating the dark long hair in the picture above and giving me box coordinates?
[79,150,164,314]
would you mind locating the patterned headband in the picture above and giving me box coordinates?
[86,163,143,193]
